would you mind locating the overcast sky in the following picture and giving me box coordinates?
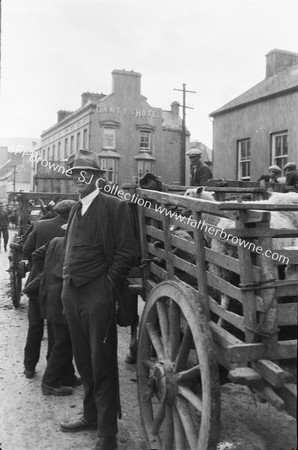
[0,0,297,147]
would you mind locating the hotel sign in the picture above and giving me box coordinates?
[96,105,161,118]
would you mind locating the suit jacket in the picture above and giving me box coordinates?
[190,161,213,186]
[66,191,138,287]
[32,237,66,324]
[23,215,67,288]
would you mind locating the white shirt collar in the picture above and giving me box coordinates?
[80,187,99,205]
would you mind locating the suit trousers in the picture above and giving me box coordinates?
[62,275,118,437]
[42,322,75,387]
[24,296,54,371]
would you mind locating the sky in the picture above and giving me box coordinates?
[0,0,298,148]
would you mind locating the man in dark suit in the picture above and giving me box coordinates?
[22,200,76,379]
[60,150,137,450]
[186,147,213,186]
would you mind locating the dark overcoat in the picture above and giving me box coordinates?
[32,237,66,323]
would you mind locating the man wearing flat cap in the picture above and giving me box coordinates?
[22,199,77,381]
[258,165,281,187]
[185,147,213,186]
[60,150,137,450]
[283,162,298,192]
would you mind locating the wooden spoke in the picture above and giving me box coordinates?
[151,402,165,436]
[142,358,155,369]
[178,385,203,412]
[175,325,193,372]
[169,300,181,361]
[156,300,170,359]
[175,395,198,449]
[146,322,165,361]
[176,364,201,383]
[173,404,186,450]
[162,403,174,450]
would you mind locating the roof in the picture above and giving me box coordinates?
[210,63,298,117]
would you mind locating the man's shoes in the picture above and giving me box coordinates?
[42,384,73,396]
[24,368,35,378]
[60,417,97,433]
[62,375,82,387]
[94,436,118,450]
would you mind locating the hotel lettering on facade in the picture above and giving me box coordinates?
[35,70,189,192]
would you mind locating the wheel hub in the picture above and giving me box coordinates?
[149,361,177,403]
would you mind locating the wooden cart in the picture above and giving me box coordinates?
[7,191,78,308]
[134,187,297,450]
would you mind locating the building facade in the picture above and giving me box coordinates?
[35,70,190,191]
[210,49,298,181]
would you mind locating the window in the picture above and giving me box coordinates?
[272,131,288,171]
[138,161,154,179]
[57,142,61,160]
[47,147,50,160]
[237,139,250,181]
[103,128,116,149]
[52,144,55,161]
[100,158,119,183]
[139,130,151,152]
[77,133,81,151]
[70,136,74,153]
[64,139,69,158]
[83,129,88,149]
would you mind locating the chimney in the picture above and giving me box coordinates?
[112,70,141,98]
[265,49,298,78]
[171,101,180,116]
[81,92,105,107]
[57,110,73,122]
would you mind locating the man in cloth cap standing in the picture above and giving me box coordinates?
[185,147,213,186]
[60,150,137,450]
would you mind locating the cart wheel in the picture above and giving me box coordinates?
[137,281,220,450]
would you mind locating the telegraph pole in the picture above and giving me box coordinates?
[174,83,196,185]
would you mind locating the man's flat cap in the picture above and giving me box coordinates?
[284,162,296,170]
[185,148,202,157]
[53,200,77,215]
[68,149,106,172]
[268,165,281,173]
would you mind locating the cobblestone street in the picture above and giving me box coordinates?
[0,230,297,450]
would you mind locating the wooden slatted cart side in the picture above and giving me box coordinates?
[136,188,297,419]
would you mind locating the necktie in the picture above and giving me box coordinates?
[76,201,82,218]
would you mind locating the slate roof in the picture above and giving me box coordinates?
[210,63,298,117]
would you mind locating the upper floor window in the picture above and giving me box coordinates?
[77,133,81,151]
[237,139,250,181]
[137,160,154,179]
[100,157,119,184]
[139,130,151,152]
[64,139,69,158]
[272,131,288,172]
[57,142,61,160]
[83,129,88,149]
[52,144,55,161]
[103,127,116,149]
[70,136,74,153]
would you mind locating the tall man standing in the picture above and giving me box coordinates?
[60,150,137,450]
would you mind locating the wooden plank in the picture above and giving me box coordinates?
[253,384,285,411]
[206,272,243,303]
[254,360,293,387]
[255,220,279,343]
[277,303,298,326]
[192,211,210,317]
[236,211,258,343]
[220,228,298,239]
[275,383,297,418]
[218,202,298,211]
[210,321,244,349]
[227,340,297,363]
[208,296,245,331]
[228,367,263,387]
